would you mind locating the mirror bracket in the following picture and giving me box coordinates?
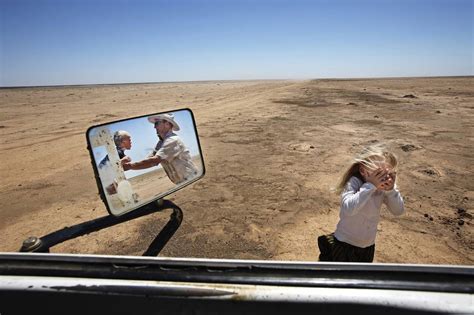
[19,199,183,257]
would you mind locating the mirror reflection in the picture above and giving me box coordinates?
[87,109,204,216]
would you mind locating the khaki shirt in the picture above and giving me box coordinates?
[151,132,198,184]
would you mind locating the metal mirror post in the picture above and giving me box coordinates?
[19,199,183,256]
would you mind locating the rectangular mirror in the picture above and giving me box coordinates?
[87,108,205,216]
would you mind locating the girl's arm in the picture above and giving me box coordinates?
[340,177,377,216]
[383,186,405,215]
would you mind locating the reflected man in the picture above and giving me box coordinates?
[123,114,198,184]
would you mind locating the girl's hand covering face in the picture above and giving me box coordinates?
[363,167,395,190]
[381,171,396,191]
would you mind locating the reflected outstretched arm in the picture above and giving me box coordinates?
[123,156,162,170]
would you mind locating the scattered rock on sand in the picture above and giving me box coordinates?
[401,144,418,152]
[456,207,472,219]
[419,168,439,177]
[288,143,315,152]
[403,94,417,98]
[423,213,434,221]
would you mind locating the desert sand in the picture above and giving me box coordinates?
[0,77,473,264]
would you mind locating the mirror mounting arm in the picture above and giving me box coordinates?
[19,200,183,257]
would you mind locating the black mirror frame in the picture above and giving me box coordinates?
[86,108,206,216]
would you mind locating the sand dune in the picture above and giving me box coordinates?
[0,77,472,264]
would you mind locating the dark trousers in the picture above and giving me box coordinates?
[317,233,375,263]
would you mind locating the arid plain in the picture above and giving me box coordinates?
[1,77,473,264]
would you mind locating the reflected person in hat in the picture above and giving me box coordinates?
[122,113,198,185]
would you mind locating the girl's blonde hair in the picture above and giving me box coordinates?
[335,145,398,194]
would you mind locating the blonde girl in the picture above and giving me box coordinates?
[318,145,405,262]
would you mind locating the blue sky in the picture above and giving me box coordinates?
[1,0,472,87]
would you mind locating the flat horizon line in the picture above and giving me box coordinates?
[1,75,473,90]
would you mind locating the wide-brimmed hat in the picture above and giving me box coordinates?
[147,113,180,131]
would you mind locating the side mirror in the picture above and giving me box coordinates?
[87,108,205,216]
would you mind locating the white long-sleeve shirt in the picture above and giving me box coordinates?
[334,176,405,248]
